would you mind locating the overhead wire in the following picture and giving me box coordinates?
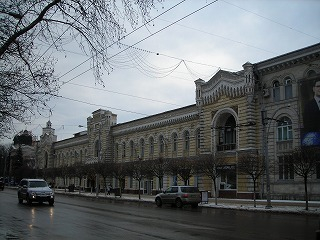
[60,0,219,85]
[59,0,188,85]
[221,0,320,41]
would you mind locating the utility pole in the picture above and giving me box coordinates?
[96,123,101,197]
[261,109,272,209]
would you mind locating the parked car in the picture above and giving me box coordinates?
[155,186,201,208]
[18,179,54,206]
[0,177,4,191]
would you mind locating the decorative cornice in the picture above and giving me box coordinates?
[255,43,320,75]
[112,105,199,136]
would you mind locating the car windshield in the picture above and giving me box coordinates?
[181,187,199,193]
[29,181,47,188]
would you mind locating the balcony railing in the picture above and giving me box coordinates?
[276,140,293,152]
[217,143,236,152]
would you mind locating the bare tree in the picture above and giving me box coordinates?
[289,146,319,210]
[128,158,148,199]
[0,0,162,137]
[149,157,168,191]
[237,153,265,207]
[73,161,86,194]
[111,161,128,197]
[57,164,69,192]
[198,154,225,205]
[96,161,113,196]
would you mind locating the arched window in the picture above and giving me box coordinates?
[45,152,48,168]
[218,116,237,151]
[94,140,100,157]
[184,131,190,150]
[122,142,126,158]
[196,129,201,150]
[225,116,236,144]
[284,77,292,99]
[159,135,164,153]
[130,140,134,157]
[172,133,178,152]
[115,143,119,159]
[140,139,145,158]
[307,70,316,78]
[273,80,280,102]
[277,117,292,141]
[149,137,154,154]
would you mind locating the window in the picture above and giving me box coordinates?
[279,155,294,180]
[140,139,144,158]
[307,70,316,78]
[122,142,126,158]
[184,131,190,150]
[149,137,154,154]
[172,133,178,152]
[217,116,237,151]
[273,80,280,102]
[225,117,236,144]
[130,140,134,157]
[159,135,164,153]
[94,140,100,157]
[284,77,293,99]
[196,129,201,150]
[277,117,292,141]
[115,143,119,159]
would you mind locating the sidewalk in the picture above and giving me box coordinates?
[55,189,320,216]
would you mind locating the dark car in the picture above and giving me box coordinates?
[18,179,54,206]
[155,186,201,208]
[0,177,4,191]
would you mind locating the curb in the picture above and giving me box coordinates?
[54,190,320,216]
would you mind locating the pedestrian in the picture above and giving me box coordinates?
[107,184,112,195]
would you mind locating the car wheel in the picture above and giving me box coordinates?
[26,195,32,205]
[18,197,23,204]
[175,198,183,208]
[155,197,162,207]
[49,200,54,206]
[191,203,198,208]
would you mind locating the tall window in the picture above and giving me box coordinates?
[115,143,119,159]
[284,77,293,99]
[277,117,292,141]
[122,142,126,158]
[273,80,280,102]
[149,137,154,154]
[279,155,294,180]
[225,116,236,144]
[184,131,190,150]
[140,139,144,158]
[172,133,178,152]
[130,140,134,157]
[159,135,165,153]
[196,129,201,150]
[94,140,100,157]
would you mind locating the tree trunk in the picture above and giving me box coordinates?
[304,176,309,211]
[138,180,141,200]
[213,178,218,205]
[253,179,256,208]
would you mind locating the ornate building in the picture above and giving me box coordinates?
[37,43,320,200]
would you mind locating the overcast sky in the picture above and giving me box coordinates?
[3,0,320,144]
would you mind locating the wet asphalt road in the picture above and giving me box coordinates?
[0,189,318,240]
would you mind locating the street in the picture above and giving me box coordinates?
[0,189,318,240]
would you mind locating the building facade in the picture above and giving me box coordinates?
[36,43,320,200]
